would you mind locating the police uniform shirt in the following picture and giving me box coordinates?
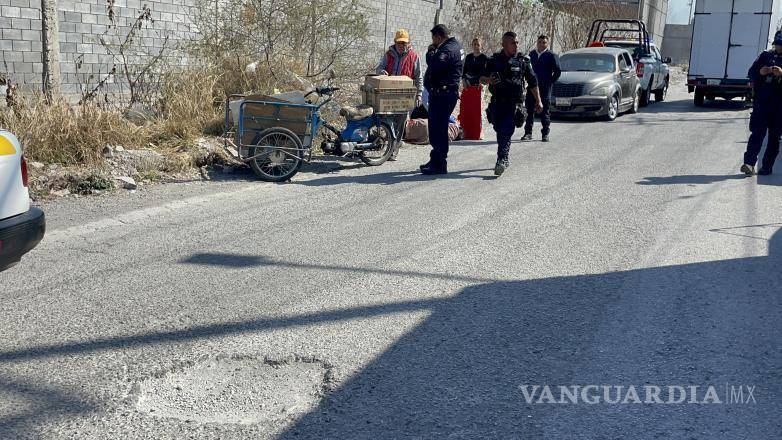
[749,50,782,101]
[424,37,465,94]
[486,51,538,104]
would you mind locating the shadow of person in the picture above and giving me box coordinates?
[295,168,494,187]
[279,227,782,439]
[637,174,749,185]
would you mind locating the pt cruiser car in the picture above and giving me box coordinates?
[0,129,45,271]
[551,47,641,121]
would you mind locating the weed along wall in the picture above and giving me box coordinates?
[0,0,456,97]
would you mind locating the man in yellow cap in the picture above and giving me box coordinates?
[376,29,424,161]
[377,28,423,107]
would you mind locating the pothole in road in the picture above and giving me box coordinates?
[133,355,334,425]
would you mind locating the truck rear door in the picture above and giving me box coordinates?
[690,0,733,79]
[725,0,776,78]
[690,0,778,80]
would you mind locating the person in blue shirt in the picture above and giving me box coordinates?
[741,31,782,176]
[420,24,464,176]
[522,35,561,142]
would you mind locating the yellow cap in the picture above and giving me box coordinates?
[394,29,410,44]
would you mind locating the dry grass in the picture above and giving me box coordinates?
[1,57,358,170]
[0,96,148,165]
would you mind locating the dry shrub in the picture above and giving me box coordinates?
[0,95,147,165]
[155,67,222,141]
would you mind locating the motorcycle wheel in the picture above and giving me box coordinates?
[359,124,394,166]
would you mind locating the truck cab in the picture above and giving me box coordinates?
[0,130,45,271]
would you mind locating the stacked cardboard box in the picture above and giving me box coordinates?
[362,75,417,113]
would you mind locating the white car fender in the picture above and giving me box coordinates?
[0,130,30,220]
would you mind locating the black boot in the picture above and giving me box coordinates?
[494,157,510,176]
[758,166,773,176]
[421,164,448,175]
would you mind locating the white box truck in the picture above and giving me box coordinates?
[687,0,780,106]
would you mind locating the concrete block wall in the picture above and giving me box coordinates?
[1,0,459,93]
[660,23,692,65]
[1,0,197,94]
[0,0,44,87]
[364,0,453,70]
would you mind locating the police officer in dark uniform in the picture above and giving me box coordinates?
[481,31,543,176]
[741,31,782,176]
[420,24,464,175]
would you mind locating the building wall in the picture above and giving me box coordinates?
[1,0,198,94]
[660,23,692,64]
[1,0,456,94]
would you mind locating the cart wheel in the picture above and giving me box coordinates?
[359,124,394,166]
[248,128,304,182]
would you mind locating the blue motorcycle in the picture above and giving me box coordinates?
[225,75,407,182]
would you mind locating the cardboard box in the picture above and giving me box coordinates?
[363,86,417,113]
[364,75,415,90]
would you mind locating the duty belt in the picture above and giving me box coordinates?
[430,85,459,94]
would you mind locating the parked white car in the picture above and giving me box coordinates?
[0,130,45,271]
[603,40,671,106]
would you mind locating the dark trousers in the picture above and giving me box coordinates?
[492,102,516,159]
[525,84,551,136]
[427,91,459,168]
[744,99,782,168]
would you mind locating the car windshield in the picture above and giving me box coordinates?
[560,54,616,73]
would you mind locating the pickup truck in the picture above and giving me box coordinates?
[0,130,45,271]
[602,40,671,106]
[587,19,671,106]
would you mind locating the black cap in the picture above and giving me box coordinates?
[431,24,450,37]
[774,30,782,45]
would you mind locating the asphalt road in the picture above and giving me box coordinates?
[2,83,781,440]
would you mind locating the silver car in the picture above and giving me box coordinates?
[551,47,641,121]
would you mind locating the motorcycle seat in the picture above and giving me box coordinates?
[340,105,374,121]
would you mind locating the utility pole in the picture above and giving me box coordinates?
[40,0,61,101]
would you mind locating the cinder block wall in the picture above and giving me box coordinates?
[0,0,44,87]
[0,0,456,94]
[660,23,692,65]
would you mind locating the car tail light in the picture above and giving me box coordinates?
[636,62,644,77]
[21,155,29,187]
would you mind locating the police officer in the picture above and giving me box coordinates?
[421,24,464,175]
[481,31,543,176]
[741,31,782,176]
[522,35,561,142]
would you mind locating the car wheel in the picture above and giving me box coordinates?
[694,89,705,107]
[640,76,652,106]
[654,77,668,102]
[605,95,619,121]
[629,89,640,114]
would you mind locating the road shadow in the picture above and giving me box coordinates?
[276,227,782,439]
[294,168,494,187]
[2,231,781,437]
[636,174,749,185]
